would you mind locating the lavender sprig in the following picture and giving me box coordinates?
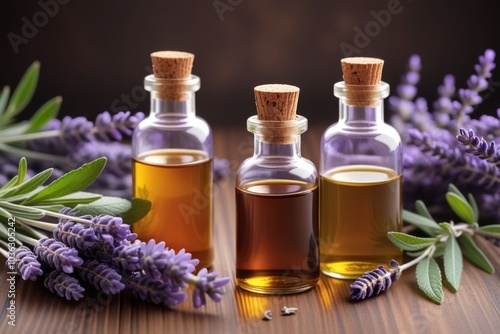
[77,259,125,295]
[44,270,85,301]
[457,128,500,164]
[123,272,187,307]
[350,260,401,301]
[90,214,137,246]
[53,220,99,251]
[34,237,84,273]
[10,246,43,281]
[190,268,232,308]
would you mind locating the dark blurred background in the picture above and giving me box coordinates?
[1,0,499,127]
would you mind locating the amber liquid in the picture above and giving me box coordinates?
[132,149,213,269]
[236,180,319,294]
[319,165,402,279]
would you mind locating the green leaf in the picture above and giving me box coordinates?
[17,157,27,185]
[25,96,62,133]
[440,223,463,292]
[446,193,476,224]
[387,232,438,251]
[34,191,102,206]
[416,256,444,304]
[23,157,106,205]
[458,234,494,274]
[415,200,435,221]
[0,201,45,220]
[0,85,10,115]
[403,210,442,236]
[74,196,134,218]
[478,225,500,236]
[4,61,40,121]
[0,176,19,192]
[121,198,152,225]
[0,168,53,199]
[468,193,479,223]
[448,184,466,201]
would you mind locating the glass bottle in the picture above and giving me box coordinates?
[236,84,319,294]
[132,51,213,269]
[319,58,403,279]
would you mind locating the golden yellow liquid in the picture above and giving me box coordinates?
[319,165,402,279]
[132,149,213,269]
[236,180,319,294]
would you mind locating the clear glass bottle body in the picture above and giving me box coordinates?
[319,82,403,279]
[236,116,319,294]
[132,75,213,269]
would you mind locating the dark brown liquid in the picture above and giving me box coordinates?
[319,165,402,279]
[132,149,213,269]
[236,180,319,294]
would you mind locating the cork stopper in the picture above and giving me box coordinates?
[253,84,300,143]
[150,51,195,100]
[340,57,384,106]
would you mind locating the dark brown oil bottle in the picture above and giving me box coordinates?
[236,84,319,294]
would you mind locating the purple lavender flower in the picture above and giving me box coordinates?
[10,246,43,281]
[60,116,94,146]
[77,259,125,295]
[53,220,99,251]
[112,240,142,272]
[91,214,137,245]
[349,260,401,301]
[123,272,187,307]
[34,237,83,273]
[44,270,85,301]
[482,235,500,247]
[94,111,145,142]
[191,268,231,308]
[457,128,500,164]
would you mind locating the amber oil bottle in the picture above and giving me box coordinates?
[132,51,213,268]
[236,84,319,294]
[319,58,403,279]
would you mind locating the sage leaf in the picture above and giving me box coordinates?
[448,184,466,201]
[458,234,495,274]
[387,232,438,251]
[23,157,106,205]
[120,198,152,225]
[34,191,102,206]
[478,225,500,236]
[0,168,53,199]
[0,85,10,115]
[403,210,441,236]
[17,157,27,185]
[416,256,444,304]
[25,96,62,133]
[441,223,463,292]
[445,192,476,224]
[415,200,435,221]
[4,61,39,121]
[73,196,132,217]
[0,201,45,220]
[467,193,479,223]
[0,176,19,191]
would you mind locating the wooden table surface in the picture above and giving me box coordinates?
[1,125,500,334]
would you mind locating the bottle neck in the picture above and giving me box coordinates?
[254,135,301,158]
[338,101,384,125]
[334,81,389,126]
[247,115,307,159]
[144,74,200,119]
[150,92,196,118]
